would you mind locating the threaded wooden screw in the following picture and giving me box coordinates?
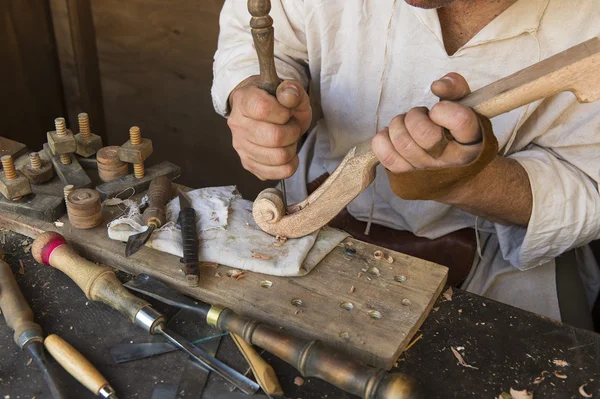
[78,113,91,139]
[63,185,75,213]
[59,154,71,165]
[1,155,17,180]
[55,117,67,137]
[29,152,42,170]
[129,126,144,178]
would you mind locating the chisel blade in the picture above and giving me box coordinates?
[125,225,155,257]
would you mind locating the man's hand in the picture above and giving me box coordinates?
[227,76,312,181]
[372,72,482,173]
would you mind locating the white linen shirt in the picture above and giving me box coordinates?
[212,0,600,319]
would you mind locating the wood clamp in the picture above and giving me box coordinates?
[253,37,600,238]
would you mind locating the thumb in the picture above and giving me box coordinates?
[430,72,471,101]
[276,80,308,110]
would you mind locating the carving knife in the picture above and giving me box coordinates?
[126,176,172,257]
[32,232,260,395]
[177,189,200,286]
[0,249,66,399]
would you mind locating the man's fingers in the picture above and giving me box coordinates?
[430,72,472,101]
[429,101,481,144]
[404,107,444,153]
[277,80,313,133]
[229,117,302,148]
[372,127,415,173]
[238,87,293,124]
[241,156,299,181]
[240,141,298,167]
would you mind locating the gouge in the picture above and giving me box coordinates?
[44,334,118,399]
[125,274,284,398]
[126,175,172,257]
[122,275,422,399]
[0,249,66,399]
[32,232,260,395]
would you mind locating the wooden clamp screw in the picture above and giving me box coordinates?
[47,117,77,165]
[96,146,129,182]
[0,155,31,201]
[21,152,54,185]
[118,126,153,179]
[75,113,103,158]
[66,188,102,229]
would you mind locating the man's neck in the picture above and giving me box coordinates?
[438,0,518,55]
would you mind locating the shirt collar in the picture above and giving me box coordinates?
[409,0,550,54]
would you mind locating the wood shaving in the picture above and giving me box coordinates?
[226,269,245,280]
[26,358,33,366]
[54,221,64,227]
[294,376,305,386]
[552,359,569,367]
[102,198,124,206]
[433,307,440,312]
[579,384,592,398]
[442,287,453,301]
[357,272,363,278]
[509,388,533,399]
[251,251,271,260]
[18,260,25,275]
[367,266,380,276]
[201,262,218,269]
[405,333,423,351]
[451,347,479,369]
[215,272,222,278]
[349,285,355,294]
[273,235,288,247]
[554,372,567,379]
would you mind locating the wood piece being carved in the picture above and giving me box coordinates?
[253,37,600,238]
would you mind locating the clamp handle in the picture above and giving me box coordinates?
[142,175,172,227]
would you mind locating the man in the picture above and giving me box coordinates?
[212,0,600,326]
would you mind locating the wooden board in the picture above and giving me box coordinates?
[0,137,28,160]
[43,143,92,188]
[0,204,447,369]
[95,161,180,200]
[0,194,65,222]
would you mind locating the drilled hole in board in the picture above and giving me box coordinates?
[260,280,273,289]
[340,302,354,311]
[291,298,303,307]
[368,310,382,320]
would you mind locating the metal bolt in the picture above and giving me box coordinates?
[129,126,145,178]
[29,152,42,170]
[2,155,18,180]
[78,113,91,139]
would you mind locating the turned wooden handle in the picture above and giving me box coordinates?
[0,257,42,347]
[216,309,420,399]
[45,334,110,395]
[248,0,281,95]
[142,175,172,227]
[432,36,600,155]
[230,333,284,397]
[32,232,150,323]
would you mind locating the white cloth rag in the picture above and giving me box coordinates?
[107,186,349,276]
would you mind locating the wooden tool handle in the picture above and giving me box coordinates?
[44,334,112,395]
[214,309,420,399]
[32,232,150,323]
[0,258,43,347]
[248,0,281,95]
[230,333,284,397]
[433,36,600,154]
[142,175,171,227]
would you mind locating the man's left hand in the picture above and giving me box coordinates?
[372,72,483,173]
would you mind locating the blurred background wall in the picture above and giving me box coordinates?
[0,0,271,198]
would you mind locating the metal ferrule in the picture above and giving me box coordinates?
[206,305,226,327]
[17,328,44,350]
[99,384,118,399]
[134,306,165,334]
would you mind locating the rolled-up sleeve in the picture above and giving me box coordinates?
[495,100,600,270]
[212,0,309,116]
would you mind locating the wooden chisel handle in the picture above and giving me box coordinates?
[45,334,117,398]
[211,308,421,399]
[32,232,153,325]
[230,333,284,398]
[142,175,172,227]
[0,255,43,347]
[249,0,281,95]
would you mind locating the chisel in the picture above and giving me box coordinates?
[32,232,260,395]
[0,249,66,399]
[125,176,172,257]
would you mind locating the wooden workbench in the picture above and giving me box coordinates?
[1,231,598,399]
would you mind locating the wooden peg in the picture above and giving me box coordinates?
[253,36,600,238]
[67,188,102,229]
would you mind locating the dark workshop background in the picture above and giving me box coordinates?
[0,0,271,198]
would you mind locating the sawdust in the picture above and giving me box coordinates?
[579,384,592,397]
[442,287,453,301]
[552,359,569,367]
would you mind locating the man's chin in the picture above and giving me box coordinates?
[404,0,457,9]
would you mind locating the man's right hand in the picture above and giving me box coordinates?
[227,76,312,181]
